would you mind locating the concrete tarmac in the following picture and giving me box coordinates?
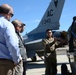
[26,47,71,75]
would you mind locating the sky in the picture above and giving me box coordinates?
[0,0,76,36]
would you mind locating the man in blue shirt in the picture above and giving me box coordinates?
[0,4,23,75]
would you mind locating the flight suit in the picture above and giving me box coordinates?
[42,37,57,75]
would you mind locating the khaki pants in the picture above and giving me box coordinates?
[0,59,23,75]
[13,60,23,75]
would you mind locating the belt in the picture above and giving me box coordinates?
[0,58,14,63]
[0,59,22,65]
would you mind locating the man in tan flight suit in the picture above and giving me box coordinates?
[42,29,61,75]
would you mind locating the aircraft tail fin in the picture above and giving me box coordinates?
[37,0,65,32]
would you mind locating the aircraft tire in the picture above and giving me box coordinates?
[31,56,37,62]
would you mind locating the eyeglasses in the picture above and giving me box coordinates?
[9,13,14,17]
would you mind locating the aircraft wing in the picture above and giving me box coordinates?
[25,39,43,51]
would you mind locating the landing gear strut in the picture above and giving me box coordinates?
[31,56,37,62]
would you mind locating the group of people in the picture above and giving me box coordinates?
[0,4,27,75]
[0,3,68,75]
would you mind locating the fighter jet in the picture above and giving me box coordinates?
[23,0,65,61]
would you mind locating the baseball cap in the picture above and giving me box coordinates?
[12,19,26,27]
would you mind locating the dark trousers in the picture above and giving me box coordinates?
[45,54,57,75]
[23,61,26,75]
[45,61,57,75]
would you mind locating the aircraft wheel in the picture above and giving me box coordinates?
[31,56,37,62]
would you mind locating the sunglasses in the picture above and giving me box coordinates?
[9,13,14,17]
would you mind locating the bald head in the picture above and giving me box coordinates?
[0,4,14,20]
[1,4,11,9]
[0,4,14,14]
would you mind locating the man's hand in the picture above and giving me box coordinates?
[14,60,22,66]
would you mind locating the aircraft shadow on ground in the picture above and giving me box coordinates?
[26,59,45,70]
[26,59,70,70]
[26,60,69,75]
